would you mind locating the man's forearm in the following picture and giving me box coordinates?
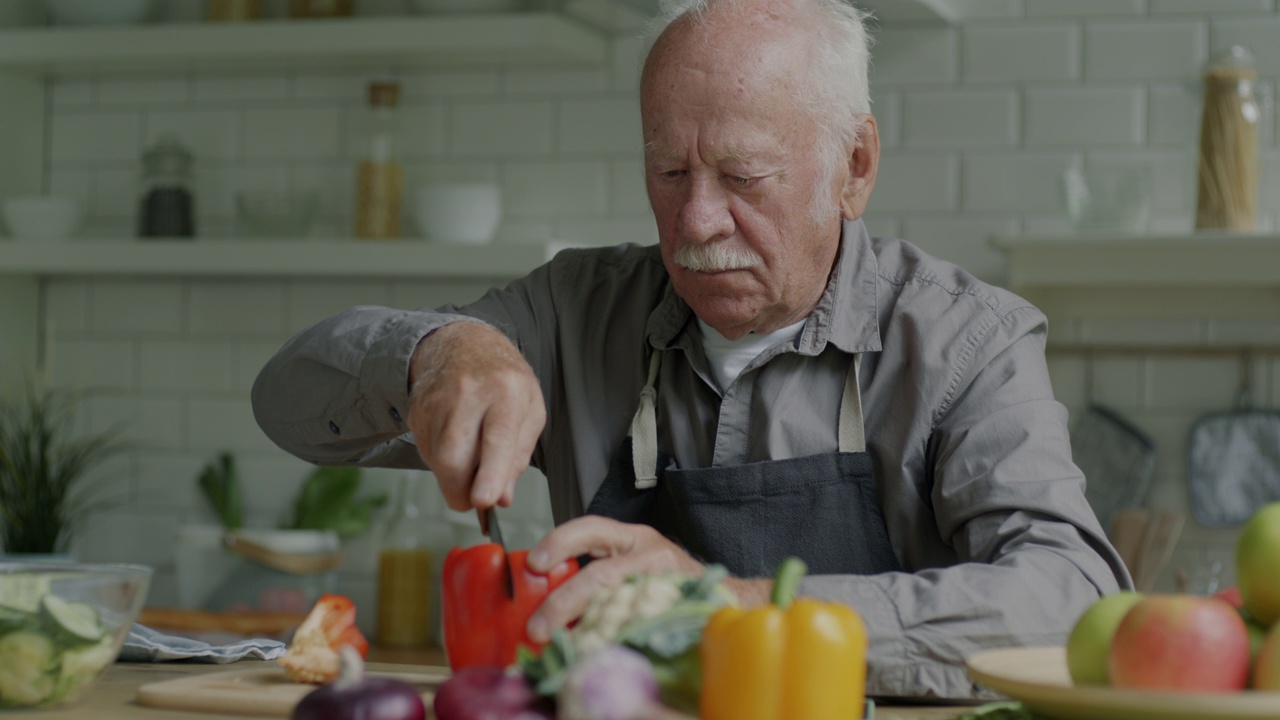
[251,306,477,467]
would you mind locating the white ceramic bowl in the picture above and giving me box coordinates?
[46,0,154,26]
[2,196,83,240]
[410,0,523,14]
[414,183,502,245]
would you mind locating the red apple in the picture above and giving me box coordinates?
[1237,502,1280,627]
[1255,622,1280,690]
[1108,594,1251,692]
[1214,586,1244,610]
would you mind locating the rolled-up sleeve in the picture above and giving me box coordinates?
[251,307,479,467]
[251,261,562,469]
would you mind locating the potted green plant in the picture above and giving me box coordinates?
[0,381,126,557]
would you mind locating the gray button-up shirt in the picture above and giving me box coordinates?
[252,219,1131,699]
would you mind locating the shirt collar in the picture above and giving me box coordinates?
[645,218,882,355]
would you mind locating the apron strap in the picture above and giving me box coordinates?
[837,354,865,453]
[629,351,662,489]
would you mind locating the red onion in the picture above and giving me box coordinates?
[292,646,426,720]
[432,665,554,720]
[557,646,659,720]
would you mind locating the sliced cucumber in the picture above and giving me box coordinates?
[39,596,104,644]
[0,631,56,707]
[0,605,31,634]
[0,575,52,614]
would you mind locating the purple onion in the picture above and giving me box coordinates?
[432,666,554,720]
[292,647,426,720]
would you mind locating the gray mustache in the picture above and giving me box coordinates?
[673,243,762,271]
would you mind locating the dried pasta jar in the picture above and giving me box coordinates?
[1195,46,1262,232]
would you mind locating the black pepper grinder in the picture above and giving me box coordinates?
[138,134,196,239]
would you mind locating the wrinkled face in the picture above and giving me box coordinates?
[641,10,847,340]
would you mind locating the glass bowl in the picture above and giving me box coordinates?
[1061,165,1152,233]
[0,563,151,709]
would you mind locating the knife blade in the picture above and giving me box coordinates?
[478,506,515,599]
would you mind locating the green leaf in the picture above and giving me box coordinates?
[286,466,387,537]
[518,628,576,697]
[196,452,242,530]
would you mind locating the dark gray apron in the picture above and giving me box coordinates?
[586,350,900,578]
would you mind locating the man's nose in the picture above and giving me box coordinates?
[678,179,734,242]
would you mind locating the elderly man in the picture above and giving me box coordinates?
[253,0,1129,699]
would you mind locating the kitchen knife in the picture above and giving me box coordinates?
[478,506,515,598]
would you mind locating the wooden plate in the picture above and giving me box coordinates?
[966,646,1280,720]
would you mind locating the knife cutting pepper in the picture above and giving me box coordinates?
[700,557,867,720]
[442,544,578,670]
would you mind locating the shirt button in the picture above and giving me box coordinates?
[390,407,402,422]
[328,421,340,435]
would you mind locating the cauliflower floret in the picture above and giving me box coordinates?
[0,632,55,707]
[572,575,686,656]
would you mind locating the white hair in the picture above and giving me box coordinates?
[644,0,874,221]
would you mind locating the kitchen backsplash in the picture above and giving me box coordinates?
[20,0,1280,623]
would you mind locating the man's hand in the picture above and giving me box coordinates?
[523,516,772,642]
[407,322,545,511]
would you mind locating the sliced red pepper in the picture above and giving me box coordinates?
[297,593,369,657]
[442,545,578,670]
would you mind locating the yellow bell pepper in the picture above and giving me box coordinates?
[700,557,868,720]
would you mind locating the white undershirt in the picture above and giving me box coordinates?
[696,317,807,392]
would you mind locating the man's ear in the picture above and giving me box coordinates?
[840,114,880,221]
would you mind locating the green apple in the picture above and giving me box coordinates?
[1237,502,1280,626]
[1066,591,1143,686]
[1248,617,1269,666]
[1253,621,1280,690]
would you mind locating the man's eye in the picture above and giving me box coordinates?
[728,175,758,187]
[659,169,685,179]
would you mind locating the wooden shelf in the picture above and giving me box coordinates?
[0,238,571,279]
[0,13,608,75]
[991,232,1280,289]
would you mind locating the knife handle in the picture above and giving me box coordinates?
[476,507,489,537]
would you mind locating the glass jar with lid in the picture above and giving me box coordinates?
[138,134,196,239]
[1195,45,1263,232]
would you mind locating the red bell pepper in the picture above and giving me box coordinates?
[442,544,578,670]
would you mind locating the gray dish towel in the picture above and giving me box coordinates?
[119,623,286,663]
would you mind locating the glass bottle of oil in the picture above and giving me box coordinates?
[376,472,433,648]
[354,81,403,239]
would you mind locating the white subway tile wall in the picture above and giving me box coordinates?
[35,3,1280,615]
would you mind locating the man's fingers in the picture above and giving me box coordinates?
[471,390,542,509]
[527,554,637,643]
[417,401,484,511]
[526,516,636,573]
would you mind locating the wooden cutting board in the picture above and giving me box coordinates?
[136,665,449,717]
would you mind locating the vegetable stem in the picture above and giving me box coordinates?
[334,646,364,690]
[769,557,807,609]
